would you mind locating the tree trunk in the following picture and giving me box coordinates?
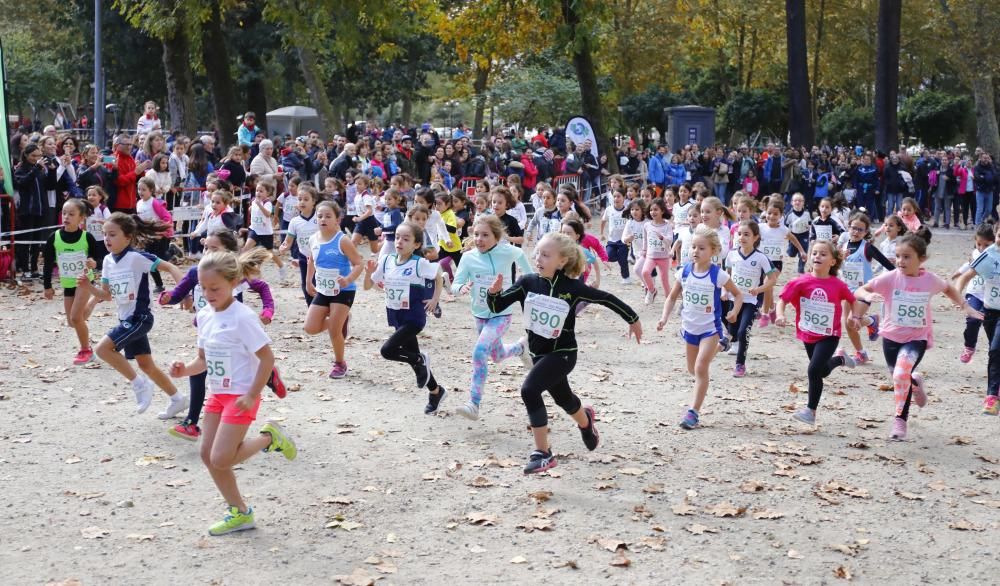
[401,96,412,129]
[161,26,197,136]
[243,50,268,135]
[810,0,826,130]
[973,76,1000,157]
[874,0,901,153]
[296,45,339,138]
[785,0,814,147]
[472,63,490,140]
[561,0,614,171]
[201,2,238,148]
[745,28,758,89]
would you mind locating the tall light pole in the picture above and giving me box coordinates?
[93,0,104,147]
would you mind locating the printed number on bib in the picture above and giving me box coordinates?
[648,235,667,254]
[87,219,105,237]
[840,261,865,290]
[683,280,715,313]
[732,265,757,294]
[799,297,834,335]
[893,290,928,328]
[792,218,810,233]
[315,267,341,296]
[107,270,135,304]
[472,274,499,310]
[205,346,233,391]
[384,277,409,310]
[193,285,208,312]
[986,277,1000,310]
[762,239,784,261]
[524,293,570,339]
[57,251,88,279]
[814,225,833,242]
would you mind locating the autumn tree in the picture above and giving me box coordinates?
[785,0,814,147]
[874,0,901,152]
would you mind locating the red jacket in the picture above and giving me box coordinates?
[114,151,139,211]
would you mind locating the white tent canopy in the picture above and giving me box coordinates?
[265,105,321,139]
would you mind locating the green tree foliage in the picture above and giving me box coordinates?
[818,104,874,146]
[619,88,687,132]
[721,89,786,139]
[491,66,581,130]
[899,91,970,147]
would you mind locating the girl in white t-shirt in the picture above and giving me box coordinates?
[725,220,778,377]
[657,226,742,430]
[243,181,286,280]
[169,250,296,537]
[759,201,806,326]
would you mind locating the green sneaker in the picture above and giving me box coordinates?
[208,505,255,536]
[260,420,297,460]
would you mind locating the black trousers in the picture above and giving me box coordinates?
[803,336,844,410]
[521,352,581,428]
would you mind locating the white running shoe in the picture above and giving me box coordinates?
[132,375,154,414]
[278,265,288,281]
[517,337,533,369]
[622,277,633,286]
[727,344,738,355]
[456,401,480,420]
[158,394,190,420]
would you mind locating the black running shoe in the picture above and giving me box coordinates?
[523,449,557,474]
[579,406,600,451]
[718,336,731,353]
[424,386,446,414]
[432,304,442,319]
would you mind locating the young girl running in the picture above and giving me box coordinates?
[725,220,779,376]
[642,198,674,304]
[136,177,174,293]
[244,180,287,280]
[623,199,648,278]
[77,212,188,418]
[451,215,534,419]
[657,226,742,429]
[955,222,1000,414]
[853,233,979,440]
[809,197,844,247]
[85,186,112,268]
[169,251,297,536]
[278,183,320,306]
[526,187,562,242]
[672,183,695,227]
[774,240,859,426]
[784,193,812,273]
[375,188,406,258]
[561,218,601,290]
[877,215,907,273]
[838,212,896,363]
[435,191,463,286]
[364,222,448,414]
[671,200,701,269]
[485,232,641,473]
[602,189,631,284]
[875,196,922,237]
[697,197,734,267]
[759,202,807,326]
[305,201,365,379]
[954,223,993,363]
[491,187,524,246]
[43,199,100,365]
[352,178,381,255]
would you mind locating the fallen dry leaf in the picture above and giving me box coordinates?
[126,533,155,542]
[971,499,1000,509]
[638,536,667,551]
[642,483,664,494]
[752,509,785,520]
[333,568,376,586]
[671,501,698,516]
[64,456,83,464]
[44,580,83,586]
[685,523,718,535]
[949,519,984,531]
[788,382,800,394]
[618,467,646,476]
[787,549,803,559]
[976,453,1000,464]
[468,476,494,488]
[528,490,553,503]
[517,518,553,532]
[466,512,499,526]
[591,536,628,552]
[740,480,769,493]
[164,479,190,488]
[80,526,109,539]
[834,565,853,580]
[704,502,747,518]
[894,491,925,501]
[948,436,974,445]
[552,559,579,569]
[610,551,631,567]
[323,496,354,505]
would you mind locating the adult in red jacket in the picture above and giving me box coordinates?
[111,134,150,213]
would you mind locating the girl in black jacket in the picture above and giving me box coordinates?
[486,232,642,474]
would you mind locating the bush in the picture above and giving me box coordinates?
[818,104,874,146]
[899,91,970,148]
[720,89,786,139]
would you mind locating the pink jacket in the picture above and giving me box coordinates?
[955,164,970,195]
[152,198,174,238]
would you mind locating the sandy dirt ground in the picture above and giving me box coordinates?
[2,229,999,586]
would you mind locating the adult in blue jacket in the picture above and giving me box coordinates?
[973,152,998,226]
[667,154,687,186]
[647,147,666,189]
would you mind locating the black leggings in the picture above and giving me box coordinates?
[804,336,846,410]
[298,256,313,306]
[522,352,581,428]
[982,309,1000,397]
[186,371,206,426]
[727,303,758,365]
[380,323,438,390]
[965,295,984,349]
[882,338,927,421]
[145,237,169,288]
[15,214,44,273]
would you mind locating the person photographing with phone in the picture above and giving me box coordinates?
[111,134,152,214]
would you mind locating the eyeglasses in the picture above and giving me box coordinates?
[849,226,866,233]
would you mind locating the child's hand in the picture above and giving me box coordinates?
[43,288,54,300]
[290,259,299,268]
[656,315,668,331]
[158,290,171,305]
[774,316,787,328]
[487,274,504,294]
[235,394,257,412]
[85,258,97,270]
[459,283,472,295]
[306,281,316,296]
[365,259,377,274]
[169,361,185,378]
[725,309,738,323]
[423,298,438,314]
[374,227,382,237]
[627,321,643,343]
[847,316,861,331]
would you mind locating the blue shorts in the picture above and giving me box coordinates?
[107,313,154,359]
[353,216,379,241]
[682,329,719,346]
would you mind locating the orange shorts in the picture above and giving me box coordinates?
[204,393,261,425]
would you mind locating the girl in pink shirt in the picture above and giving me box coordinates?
[775,240,859,426]
[641,199,673,304]
[853,233,980,441]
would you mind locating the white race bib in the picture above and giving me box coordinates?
[647,235,668,254]
[347,199,358,216]
[192,285,209,312]
[840,260,865,290]
[471,274,497,310]
[893,290,929,328]
[791,217,809,233]
[675,208,689,225]
[87,218,105,238]
[315,267,341,296]
[57,251,88,279]
[814,225,833,242]
[107,270,135,305]
[799,297,835,335]
[985,277,1000,310]
[761,239,785,261]
[683,280,715,313]
[384,277,409,310]
[524,293,570,339]
[205,345,233,391]
[731,264,758,294]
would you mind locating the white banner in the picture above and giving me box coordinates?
[564,116,599,160]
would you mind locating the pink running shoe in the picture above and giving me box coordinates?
[960,347,975,363]
[758,313,770,328]
[329,361,348,379]
[853,350,871,365]
[890,417,907,441]
[73,348,94,366]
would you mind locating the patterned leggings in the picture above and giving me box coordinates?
[469,315,523,405]
[882,338,927,420]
